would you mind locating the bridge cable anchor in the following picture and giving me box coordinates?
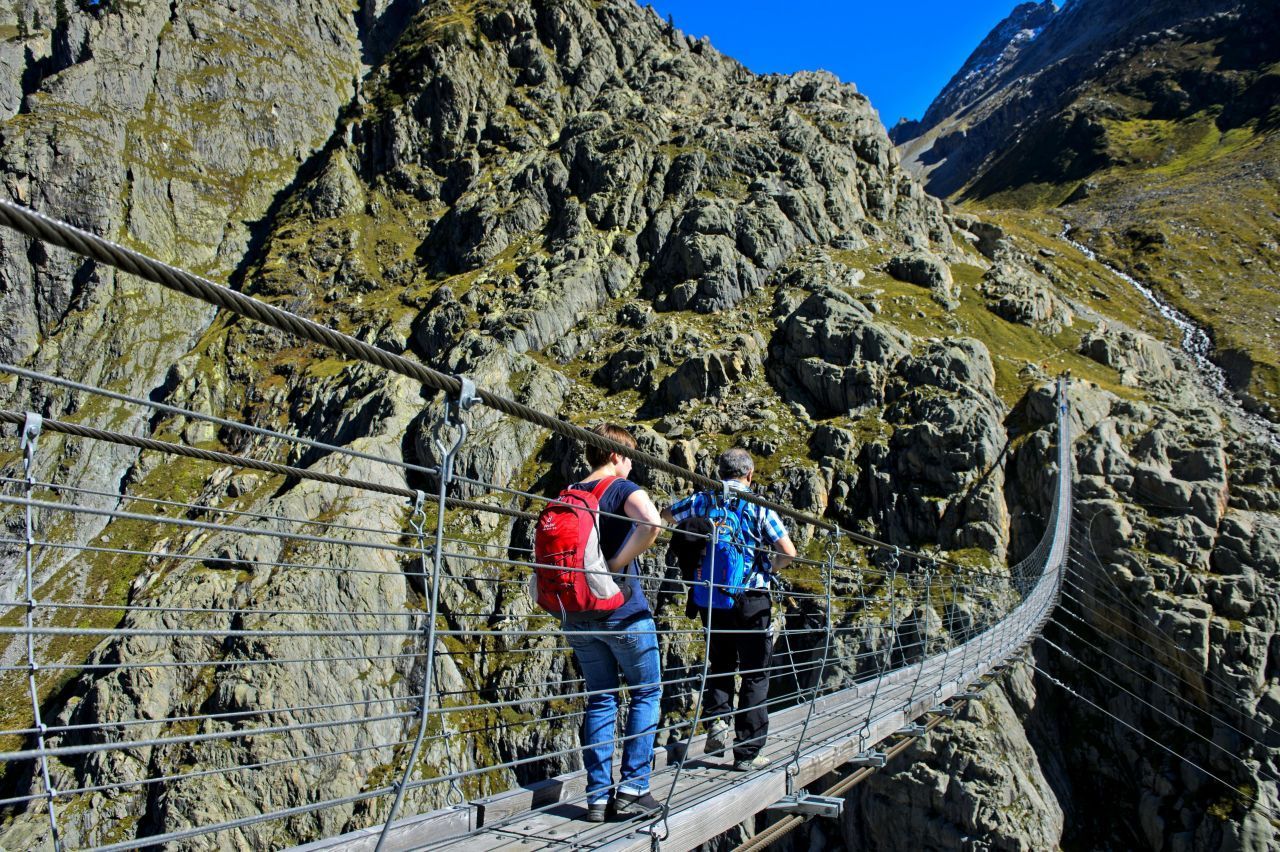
[766,793,844,820]
[850,751,887,768]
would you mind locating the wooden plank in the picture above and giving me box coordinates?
[595,768,788,852]
[289,804,474,852]
[474,771,585,826]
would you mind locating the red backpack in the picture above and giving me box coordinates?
[532,476,627,615]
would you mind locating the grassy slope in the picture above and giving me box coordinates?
[956,32,1280,413]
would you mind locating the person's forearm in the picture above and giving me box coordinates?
[770,536,797,572]
[609,524,661,571]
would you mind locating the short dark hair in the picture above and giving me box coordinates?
[718,448,754,480]
[585,423,637,468]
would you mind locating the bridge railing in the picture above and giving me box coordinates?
[0,200,1071,851]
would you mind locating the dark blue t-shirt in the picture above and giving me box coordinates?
[567,477,651,624]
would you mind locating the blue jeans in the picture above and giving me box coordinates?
[564,615,662,804]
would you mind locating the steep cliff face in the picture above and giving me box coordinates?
[0,1,1277,850]
[0,0,407,606]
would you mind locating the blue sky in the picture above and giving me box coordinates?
[645,1,1020,127]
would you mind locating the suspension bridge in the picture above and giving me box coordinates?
[0,198,1270,852]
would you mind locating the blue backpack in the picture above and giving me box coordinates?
[691,497,760,610]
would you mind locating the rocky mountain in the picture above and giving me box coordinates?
[0,1,1277,850]
[893,0,1280,425]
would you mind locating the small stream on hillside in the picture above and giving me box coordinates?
[1061,226,1280,448]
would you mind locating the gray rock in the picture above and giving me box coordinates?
[649,340,762,413]
[886,249,959,308]
[1079,324,1176,386]
[979,260,1073,334]
[770,288,913,415]
[868,338,1009,557]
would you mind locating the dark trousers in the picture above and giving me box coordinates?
[696,591,772,761]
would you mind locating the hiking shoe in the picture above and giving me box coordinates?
[608,790,663,820]
[732,755,772,772]
[705,718,731,754]
[585,801,608,823]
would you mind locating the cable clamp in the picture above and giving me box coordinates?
[20,411,43,451]
[450,375,480,423]
[767,792,843,819]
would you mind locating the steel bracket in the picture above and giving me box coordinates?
[896,723,927,737]
[928,705,956,718]
[850,751,887,768]
[767,793,844,819]
[955,691,982,700]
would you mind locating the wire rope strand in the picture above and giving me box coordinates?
[1056,573,1262,715]
[1062,551,1260,704]
[0,409,532,521]
[1038,631,1280,786]
[0,361,442,478]
[1053,589,1274,747]
[1030,663,1279,822]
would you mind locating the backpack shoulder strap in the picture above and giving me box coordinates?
[588,475,619,501]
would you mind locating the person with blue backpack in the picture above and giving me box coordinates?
[661,448,796,772]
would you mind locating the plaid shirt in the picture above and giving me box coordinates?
[668,482,790,591]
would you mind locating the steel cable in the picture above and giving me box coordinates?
[0,197,998,573]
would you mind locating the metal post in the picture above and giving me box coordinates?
[860,549,899,753]
[376,380,475,852]
[785,529,837,792]
[906,569,932,711]
[21,413,61,851]
[651,512,717,841]
[936,572,959,698]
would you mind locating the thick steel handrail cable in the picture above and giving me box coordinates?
[0,197,987,573]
